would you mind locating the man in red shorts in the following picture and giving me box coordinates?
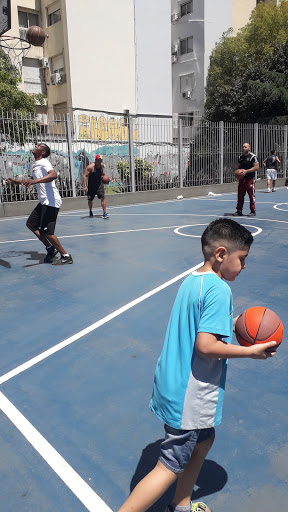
[233,142,259,217]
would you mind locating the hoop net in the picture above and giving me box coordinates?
[0,35,31,75]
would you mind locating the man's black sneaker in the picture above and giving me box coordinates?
[44,246,58,263]
[232,211,243,216]
[52,254,73,265]
[89,211,93,218]
[247,212,256,217]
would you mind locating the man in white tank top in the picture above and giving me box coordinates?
[8,143,73,265]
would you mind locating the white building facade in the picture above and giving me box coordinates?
[3,0,278,118]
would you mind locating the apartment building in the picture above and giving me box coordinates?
[3,0,172,116]
[1,0,279,119]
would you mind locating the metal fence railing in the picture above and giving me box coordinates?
[0,109,287,202]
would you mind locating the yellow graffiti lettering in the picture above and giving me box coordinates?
[133,120,139,140]
[118,118,128,141]
[108,118,118,141]
[98,116,108,141]
[78,114,91,139]
[91,116,98,140]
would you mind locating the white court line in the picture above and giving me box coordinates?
[0,219,267,511]
[1,215,288,246]
[0,392,113,512]
[0,225,180,245]
[0,262,203,512]
[0,262,203,385]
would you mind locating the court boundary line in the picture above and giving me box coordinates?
[0,391,113,512]
[0,261,203,512]
[0,262,203,385]
[0,221,266,511]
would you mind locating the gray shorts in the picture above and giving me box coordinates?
[159,424,215,473]
[87,183,105,200]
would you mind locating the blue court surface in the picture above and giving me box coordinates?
[0,188,287,512]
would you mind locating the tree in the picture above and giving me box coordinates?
[205,0,288,123]
[117,157,153,191]
[0,48,45,143]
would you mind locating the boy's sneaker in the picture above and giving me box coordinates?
[247,211,256,216]
[44,246,58,263]
[52,254,73,265]
[191,502,213,512]
[89,211,93,217]
[102,212,109,219]
[272,187,276,192]
[267,188,271,193]
[165,502,213,512]
[232,211,243,216]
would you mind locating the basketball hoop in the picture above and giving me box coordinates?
[0,35,31,75]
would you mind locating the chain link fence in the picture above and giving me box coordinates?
[0,109,287,202]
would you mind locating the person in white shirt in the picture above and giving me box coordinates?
[8,143,73,265]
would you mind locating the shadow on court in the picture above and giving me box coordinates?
[0,250,46,267]
[130,439,228,511]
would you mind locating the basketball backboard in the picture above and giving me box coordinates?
[0,0,11,36]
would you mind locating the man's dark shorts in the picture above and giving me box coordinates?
[27,203,59,235]
[87,183,105,201]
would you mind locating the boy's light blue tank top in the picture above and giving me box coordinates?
[149,271,233,430]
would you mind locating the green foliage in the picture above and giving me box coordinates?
[117,157,153,191]
[205,0,288,123]
[0,48,45,144]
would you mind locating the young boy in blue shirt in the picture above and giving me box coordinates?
[117,218,277,512]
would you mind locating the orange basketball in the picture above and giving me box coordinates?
[26,26,46,46]
[102,174,110,184]
[235,169,244,180]
[235,307,284,348]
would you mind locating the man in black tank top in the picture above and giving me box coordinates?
[263,149,280,193]
[83,155,109,218]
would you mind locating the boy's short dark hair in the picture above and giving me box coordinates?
[271,149,276,154]
[201,218,254,259]
[40,143,50,157]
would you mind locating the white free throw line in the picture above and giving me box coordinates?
[0,262,203,385]
[0,391,113,512]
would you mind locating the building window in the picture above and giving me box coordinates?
[50,54,66,85]
[51,54,64,74]
[180,111,201,127]
[47,8,61,27]
[180,36,193,55]
[18,10,39,39]
[181,1,193,17]
[180,73,195,94]
[22,58,43,94]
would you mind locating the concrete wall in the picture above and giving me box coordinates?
[64,0,136,113]
[134,0,172,115]
[204,0,233,86]
[232,0,257,34]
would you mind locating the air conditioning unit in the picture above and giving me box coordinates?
[171,13,179,24]
[40,57,49,68]
[182,91,192,99]
[171,44,178,55]
[171,54,177,64]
